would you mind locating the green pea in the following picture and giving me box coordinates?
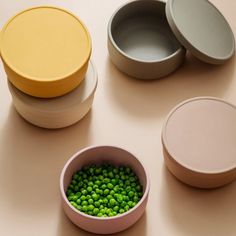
[68,196,74,201]
[128,191,134,198]
[92,193,99,200]
[87,186,92,192]
[126,186,131,192]
[138,192,143,197]
[103,178,109,184]
[73,174,79,180]
[136,185,142,192]
[121,175,126,180]
[93,208,99,215]
[88,199,94,204]
[74,186,79,192]
[109,199,116,206]
[66,190,73,196]
[93,184,98,189]
[100,209,105,214]
[82,201,88,206]
[117,195,123,203]
[130,176,135,182]
[70,201,77,208]
[95,180,101,186]
[82,205,88,212]
[103,198,108,204]
[121,201,126,207]
[104,189,109,195]
[107,183,113,189]
[133,196,139,202]
[119,209,125,214]
[80,196,86,201]
[108,212,113,217]
[99,175,104,181]
[88,205,94,211]
[97,212,103,217]
[86,195,91,200]
[124,205,129,211]
[128,201,133,207]
[101,184,106,190]
[94,201,100,208]
[125,167,131,174]
[124,196,129,202]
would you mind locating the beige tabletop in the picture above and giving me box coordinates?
[0,0,236,235]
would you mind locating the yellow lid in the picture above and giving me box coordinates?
[0,6,92,97]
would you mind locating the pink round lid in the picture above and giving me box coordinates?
[162,97,236,188]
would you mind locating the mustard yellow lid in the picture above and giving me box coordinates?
[0,6,92,97]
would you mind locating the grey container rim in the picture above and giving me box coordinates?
[166,0,235,65]
[60,145,151,221]
[161,96,236,175]
[107,0,185,64]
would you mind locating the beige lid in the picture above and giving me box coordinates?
[162,97,236,188]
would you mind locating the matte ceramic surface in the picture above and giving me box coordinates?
[166,0,235,64]
[8,61,97,129]
[108,0,186,79]
[162,97,236,189]
[0,6,91,98]
[60,146,150,234]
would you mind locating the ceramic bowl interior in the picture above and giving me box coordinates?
[60,146,150,234]
[109,0,182,62]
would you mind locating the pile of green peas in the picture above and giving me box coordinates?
[66,163,143,217]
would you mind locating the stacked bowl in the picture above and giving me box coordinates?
[0,6,97,128]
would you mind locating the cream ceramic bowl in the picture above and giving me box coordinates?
[8,61,97,129]
[60,146,150,234]
[108,0,186,79]
[0,6,91,98]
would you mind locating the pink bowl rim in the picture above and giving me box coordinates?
[60,145,150,221]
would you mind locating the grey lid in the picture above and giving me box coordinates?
[166,0,235,64]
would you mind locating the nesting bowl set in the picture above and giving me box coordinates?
[0,0,236,235]
[0,6,97,129]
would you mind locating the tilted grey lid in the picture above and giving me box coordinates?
[166,0,235,64]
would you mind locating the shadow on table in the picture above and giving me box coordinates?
[57,207,147,236]
[105,53,235,120]
[160,166,236,236]
[0,106,93,216]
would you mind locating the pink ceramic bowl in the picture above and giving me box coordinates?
[60,146,150,234]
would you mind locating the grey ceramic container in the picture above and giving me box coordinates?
[108,0,186,79]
